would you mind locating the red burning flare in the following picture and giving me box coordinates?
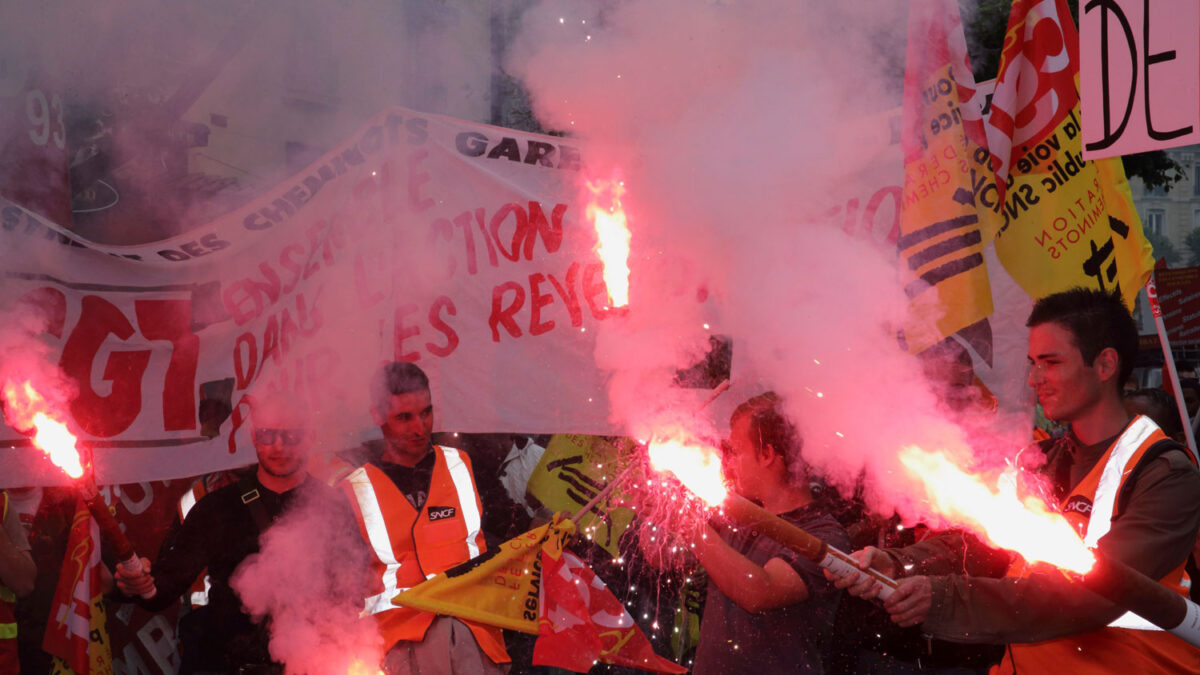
[899,446,1094,574]
[586,176,631,308]
[647,433,727,506]
[2,381,84,478]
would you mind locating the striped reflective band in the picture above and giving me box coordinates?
[440,447,482,559]
[1083,416,1166,631]
[190,575,211,607]
[179,489,199,520]
[0,622,14,639]
[348,467,404,617]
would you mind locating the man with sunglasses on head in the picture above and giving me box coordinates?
[114,391,341,674]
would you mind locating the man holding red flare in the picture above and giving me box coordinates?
[829,288,1200,673]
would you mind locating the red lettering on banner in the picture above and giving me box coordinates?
[392,298,460,361]
[60,296,150,437]
[223,262,283,326]
[529,273,556,336]
[488,262,621,342]
[279,244,306,294]
[489,281,526,341]
[436,203,569,278]
[427,296,459,358]
[395,303,421,361]
[232,291,324,390]
[224,223,347,326]
[261,315,280,368]
[234,332,258,389]
[134,300,199,431]
[546,263,583,328]
[491,204,525,262]
[524,202,566,258]
[489,202,569,264]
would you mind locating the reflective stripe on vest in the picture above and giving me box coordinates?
[189,576,212,608]
[347,466,406,616]
[347,446,483,617]
[441,447,482,560]
[1082,416,1173,632]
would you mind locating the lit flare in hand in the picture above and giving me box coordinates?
[586,176,631,308]
[2,381,84,478]
[647,434,727,506]
[899,446,1094,574]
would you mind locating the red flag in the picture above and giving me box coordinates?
[983,0,1080,205]
[534,550,685,674]
[43,498,111,675]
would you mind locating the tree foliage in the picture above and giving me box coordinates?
[1147,229,1182,265]
[1185,228,1200,266]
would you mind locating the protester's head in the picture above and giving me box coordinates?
[250,391,311,479]
[370,362,434,464]
[722,392,804,500]
[1025,288,1136,421]
[1123,387,1184,440]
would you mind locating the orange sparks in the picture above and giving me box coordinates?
[2,381,84,479]
[648,435,727,506]
[586,177,631,308]
[899,446,1094,574]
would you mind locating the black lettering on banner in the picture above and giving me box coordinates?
[1083,0,1194,153]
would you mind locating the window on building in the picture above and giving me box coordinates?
[1193,208,1200,230]
[1146,208,1166,235]
[1194,164,1200,196]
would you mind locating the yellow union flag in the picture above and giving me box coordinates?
[524,435,635,558]
[392,516,575,634]
[989,103,1154,308]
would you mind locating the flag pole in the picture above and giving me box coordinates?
[1144,275,1199,458]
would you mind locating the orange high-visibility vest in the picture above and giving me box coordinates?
[341,446,508,663]
[0,493,19,675]
[997,416,1200,674]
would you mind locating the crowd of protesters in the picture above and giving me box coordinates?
[4,287,1200,674]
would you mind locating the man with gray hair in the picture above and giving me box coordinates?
[336,361,508,674]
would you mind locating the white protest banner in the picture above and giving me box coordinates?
[1080,0,1200,159]
[1,108,647,487]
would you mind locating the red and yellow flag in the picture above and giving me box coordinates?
[898,0,995,353]
[983,0,1154,306]
[43,499,111,675]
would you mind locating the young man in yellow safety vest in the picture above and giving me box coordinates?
[830,287,1200,674]
[336,361,508,674]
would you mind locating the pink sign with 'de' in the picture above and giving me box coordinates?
[1080,0,1200,160]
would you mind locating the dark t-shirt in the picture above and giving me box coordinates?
[693,502,850,675]
[136,474,347,671]
[378,452,435,509]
